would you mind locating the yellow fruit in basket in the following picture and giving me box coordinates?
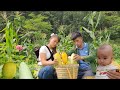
[61,52,68,64]
[71,53,75,60]
[70,53,77,64]
[54,53,61,61]
[54,52,62,65]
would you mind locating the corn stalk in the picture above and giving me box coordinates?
[4,21,14,61]
[82,11,102,50]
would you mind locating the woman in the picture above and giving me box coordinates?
[38,33,60,79]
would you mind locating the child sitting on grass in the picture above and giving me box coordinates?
[95,44,120,79]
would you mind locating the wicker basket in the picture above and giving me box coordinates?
[55,64,79,79]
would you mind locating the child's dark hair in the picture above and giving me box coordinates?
[71,31,82,40]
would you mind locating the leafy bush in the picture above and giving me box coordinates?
[112,44,120,64]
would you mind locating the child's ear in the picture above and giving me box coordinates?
[111,56,113,59]
[111,57,114,61]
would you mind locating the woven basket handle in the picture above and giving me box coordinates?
[66,68,72,79]
[72,67,75,79]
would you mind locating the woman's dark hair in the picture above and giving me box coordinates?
[50,34,60,54]
[71,31,82,40]
[34,46,40,58]
[50,34,61,42]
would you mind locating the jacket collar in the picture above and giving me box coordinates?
[76,42,86,50]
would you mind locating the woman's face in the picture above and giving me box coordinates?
[49,37,59,48]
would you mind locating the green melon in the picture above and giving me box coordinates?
[19,62,33,79]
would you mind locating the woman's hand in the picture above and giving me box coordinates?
[53,59,58,66]
[107,70,120,79]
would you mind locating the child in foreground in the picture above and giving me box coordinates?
[95,44,120,79]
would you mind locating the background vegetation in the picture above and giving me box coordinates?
[0,11,120,77]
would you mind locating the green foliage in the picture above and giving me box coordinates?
[0,14,37,65]
[0,11,120,77]
[82,11,102,50]
[3,21,15,61]
[112,44,120,60]
[101,11,120,40]
[23,13,52,32]
[0,65,3,78]
[57,33,74,52]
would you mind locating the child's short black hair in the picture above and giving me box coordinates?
[71,31,82,40]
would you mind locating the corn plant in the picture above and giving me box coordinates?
[58,34,74,53]
[57,25,74,52]
[80,12,102,72]
[0,15,29,64]
[80,12,113,73]
[4,21,14,61]
[81,11,102,50]
[98,28,111,45]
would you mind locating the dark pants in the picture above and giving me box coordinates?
[38,66,57,79]
[77,61,94,79]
